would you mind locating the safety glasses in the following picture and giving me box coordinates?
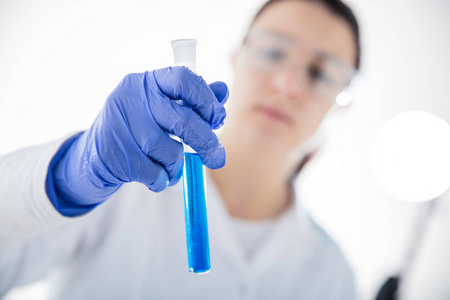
[242,29,357,102]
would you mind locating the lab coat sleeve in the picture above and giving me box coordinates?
[0,135,84,239]
[0,216,96,295]
[0,135,105,294]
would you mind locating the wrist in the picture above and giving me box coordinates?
[46,132,122,217]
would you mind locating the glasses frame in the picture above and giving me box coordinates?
[241,29,358,102]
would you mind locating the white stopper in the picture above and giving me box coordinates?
[171,39,197,73]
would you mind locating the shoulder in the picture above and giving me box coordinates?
[297,205,357,299]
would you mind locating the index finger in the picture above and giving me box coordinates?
[153,66,227,130]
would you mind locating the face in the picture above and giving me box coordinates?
[226,0,356,155]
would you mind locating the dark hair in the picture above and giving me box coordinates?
[249,0,361,70]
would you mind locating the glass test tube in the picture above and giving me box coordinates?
[171,39,210,274]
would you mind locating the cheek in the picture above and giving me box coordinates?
[235,63,271,94]
[292,100,333,144]
[229,67,269,112]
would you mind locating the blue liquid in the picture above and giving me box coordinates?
[182,152,210,273]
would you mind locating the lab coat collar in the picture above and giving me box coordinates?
[205,170,315,278]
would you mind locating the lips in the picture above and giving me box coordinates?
[257,105,293,126]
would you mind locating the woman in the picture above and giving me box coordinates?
[0,0,360,299]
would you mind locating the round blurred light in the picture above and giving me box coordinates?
[336,91,353,107]
[371,111,450,202]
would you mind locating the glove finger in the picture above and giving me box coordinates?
[111,78,184,185]
[97,126,170,192]
[140,130,184,185]
[171,103,226,169]
[133,152,170,192]
[150,96,226,169]
[209,81,229,105]
[152,67,226,130]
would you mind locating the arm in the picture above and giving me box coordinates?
[0,67,228,237]
[0,67,228,294]
[0,137,92,295]
[0,136,84,238]
[45,68,228,217]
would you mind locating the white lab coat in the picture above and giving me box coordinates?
[0,136,355,300]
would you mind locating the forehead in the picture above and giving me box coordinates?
[252,0,356,67]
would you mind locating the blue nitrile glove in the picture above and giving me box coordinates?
[46,67,229,216]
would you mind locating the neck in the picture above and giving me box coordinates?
[209,130,295,220]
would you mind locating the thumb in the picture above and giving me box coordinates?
[209,81,229,105]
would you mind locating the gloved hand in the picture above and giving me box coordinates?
[46,67,228,216]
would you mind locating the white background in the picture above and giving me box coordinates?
[1,0,450,299]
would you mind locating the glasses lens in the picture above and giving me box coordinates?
[243,31,354,100]
[308,60,351,98]
[245,35,290,72]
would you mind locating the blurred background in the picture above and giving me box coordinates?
[1,0,449,299]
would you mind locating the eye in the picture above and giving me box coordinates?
[308,65,333,85]
[263,49,283,60]
[257,47,286,63]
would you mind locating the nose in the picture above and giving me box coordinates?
[270,64,309,101]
